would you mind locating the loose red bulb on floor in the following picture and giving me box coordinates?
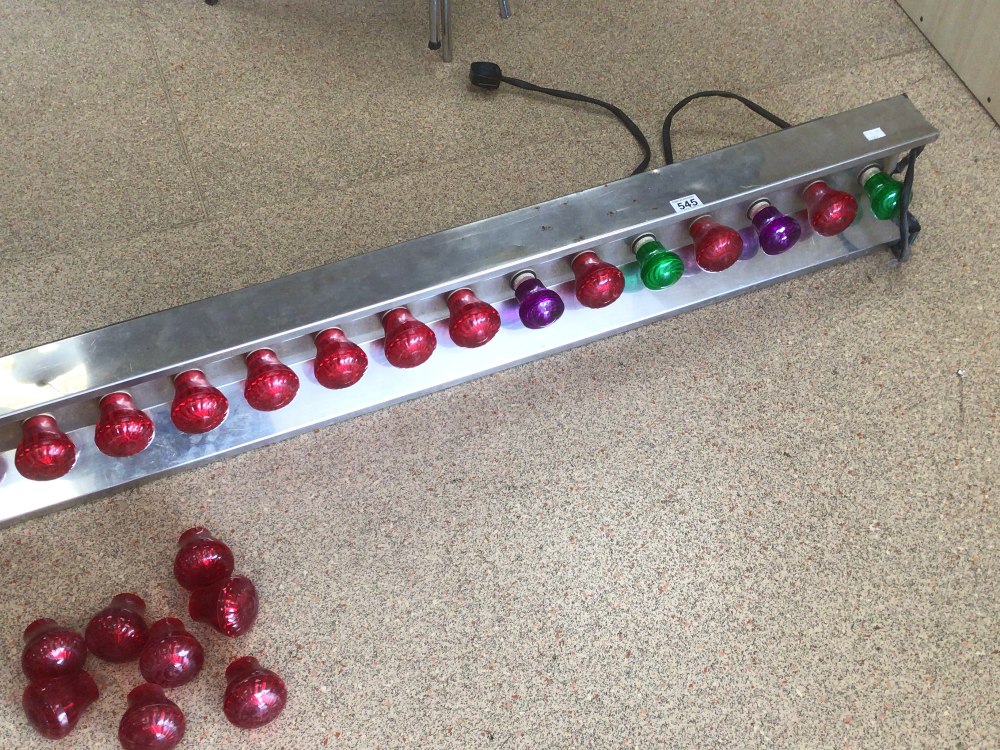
[171,370,228,434]
[95,392,155,458]
[314,328,367,389]
[571,251,625,308]
[447,289,501,348]
[22,671,99,740]
[382,307,436,368]
[244,349,299,411]
[15,414,76,481]
[21,619,88,681]
[85,593,149,662]
[188,576,259,637]
[118,684,185,750]
[689,216,743,272]
[803,180,858,236]
[223,656,288,729]
[173,526,235,591]
[139,618,205,688]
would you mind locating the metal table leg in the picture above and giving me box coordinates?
[429,0,441,50]
[429,1,512,62]
[440,0,452,62]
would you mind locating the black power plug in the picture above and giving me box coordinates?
[469,61,503,89]
[465,61,650,175]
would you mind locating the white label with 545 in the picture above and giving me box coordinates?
[670,194,704,213]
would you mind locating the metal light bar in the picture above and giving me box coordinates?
[0,95,937,525]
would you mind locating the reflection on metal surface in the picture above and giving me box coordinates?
[0,96,937,423]
[0,96,938,525]
[0,361,89,410]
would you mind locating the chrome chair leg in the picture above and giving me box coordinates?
[433,0,496,62]
[429,0,441,50]
[440,0,452,62]
[498,0,511,19]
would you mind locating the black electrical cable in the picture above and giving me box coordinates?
[661,91,924,261]
[889,145,924,261]
[469,61,651,176]
[468,68,925,260]
[661,90,792,166]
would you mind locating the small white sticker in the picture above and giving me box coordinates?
[863,127,886,141]
[670,194,704,213]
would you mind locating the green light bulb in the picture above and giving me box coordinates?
[860,166,903,221]
[631,234,684,290]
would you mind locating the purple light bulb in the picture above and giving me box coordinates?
[748,200,802,255]
[511,271,564,329]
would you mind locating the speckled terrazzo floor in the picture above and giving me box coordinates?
[0,1,997,748]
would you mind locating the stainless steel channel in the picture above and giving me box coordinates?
[0,95,938,524]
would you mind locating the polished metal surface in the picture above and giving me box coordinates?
[440,0,452,62]
[431,0,506,61]
[429,0,440,49]
[0,96,938,524]
[0,96,936,424]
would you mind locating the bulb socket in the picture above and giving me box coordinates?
[629,233,657,253]
[510,270,537,291]
[21,412,55,426]
[380,307,406,323]
[747,199,771,220]
[858,164,883,186]
[244,348,272,364]
[98,391,133,408]
[314,327,346,342]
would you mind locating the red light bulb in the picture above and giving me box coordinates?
[15,414,76,481]
[188,575,259,637]
[689,216,743,272]
[139,618,204,688]
[223,656,288,729]
[22,671,99,740]
[118,684,185,750]
[85,593,149,663]
[803,180,858,236]
[94,392,155,458]
[171,370,228,434]
[571,251,625,309]
[381,307,436,368]
[244,349,299,411]
[447,289,501,348]
[173,526,235,591]
[21,618,88,681]
[314,328,367,389]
